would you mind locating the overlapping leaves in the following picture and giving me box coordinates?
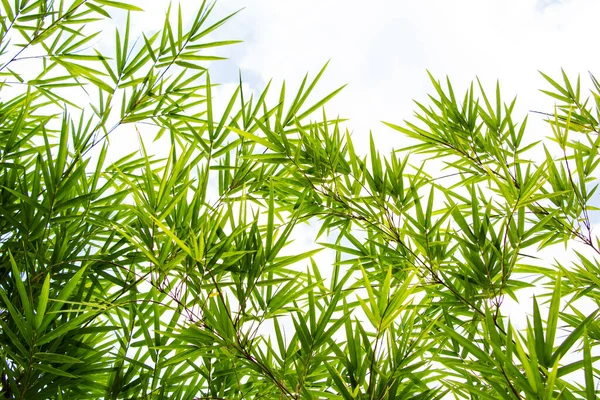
[0,1,599,399]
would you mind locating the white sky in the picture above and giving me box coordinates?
[5,0,599,157]
[201,0,600,152]
[108,0,600,158]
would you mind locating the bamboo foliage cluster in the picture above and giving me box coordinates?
[0,1,599,399]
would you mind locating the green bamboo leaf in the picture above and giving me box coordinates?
[85,2,111,17]
[540,89,571,103]
[325,364,354,400]
[150,215,193,258]
[265,179,275,258]
[526,321,544,393]
[8,251,34,326]
[557,356,600,377]
[178,54,226,61]
[187,40,242,50]
[177,3,183,48]
[296,84,346,121]
[513,328,538,393]
[532,297,546,367]
[32,363,78,378]
[215,85,239,140]
[0,288,32,346]
[0,185,50,214]
[436,322,489,361]
[543,356,561,400]
[583,328,595,400]
[39,267,88,333]
[34,353,83,364]
[358,264,379,322]
[381,274,414,331]
[228,126,281,152]
[545,271,561,365]
[551,309,598,366]
[35,273,51,330]
[378,265,392,315]
[93,0,143,11]
[356,297,379,327]
[1,0,14,21]
[0,320,28,357]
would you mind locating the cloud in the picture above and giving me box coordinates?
[208,0,600,153]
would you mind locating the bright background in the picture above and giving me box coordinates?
[110,0,600,157]
[207,0,600,153]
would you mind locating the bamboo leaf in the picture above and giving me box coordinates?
[93,0,143,11]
